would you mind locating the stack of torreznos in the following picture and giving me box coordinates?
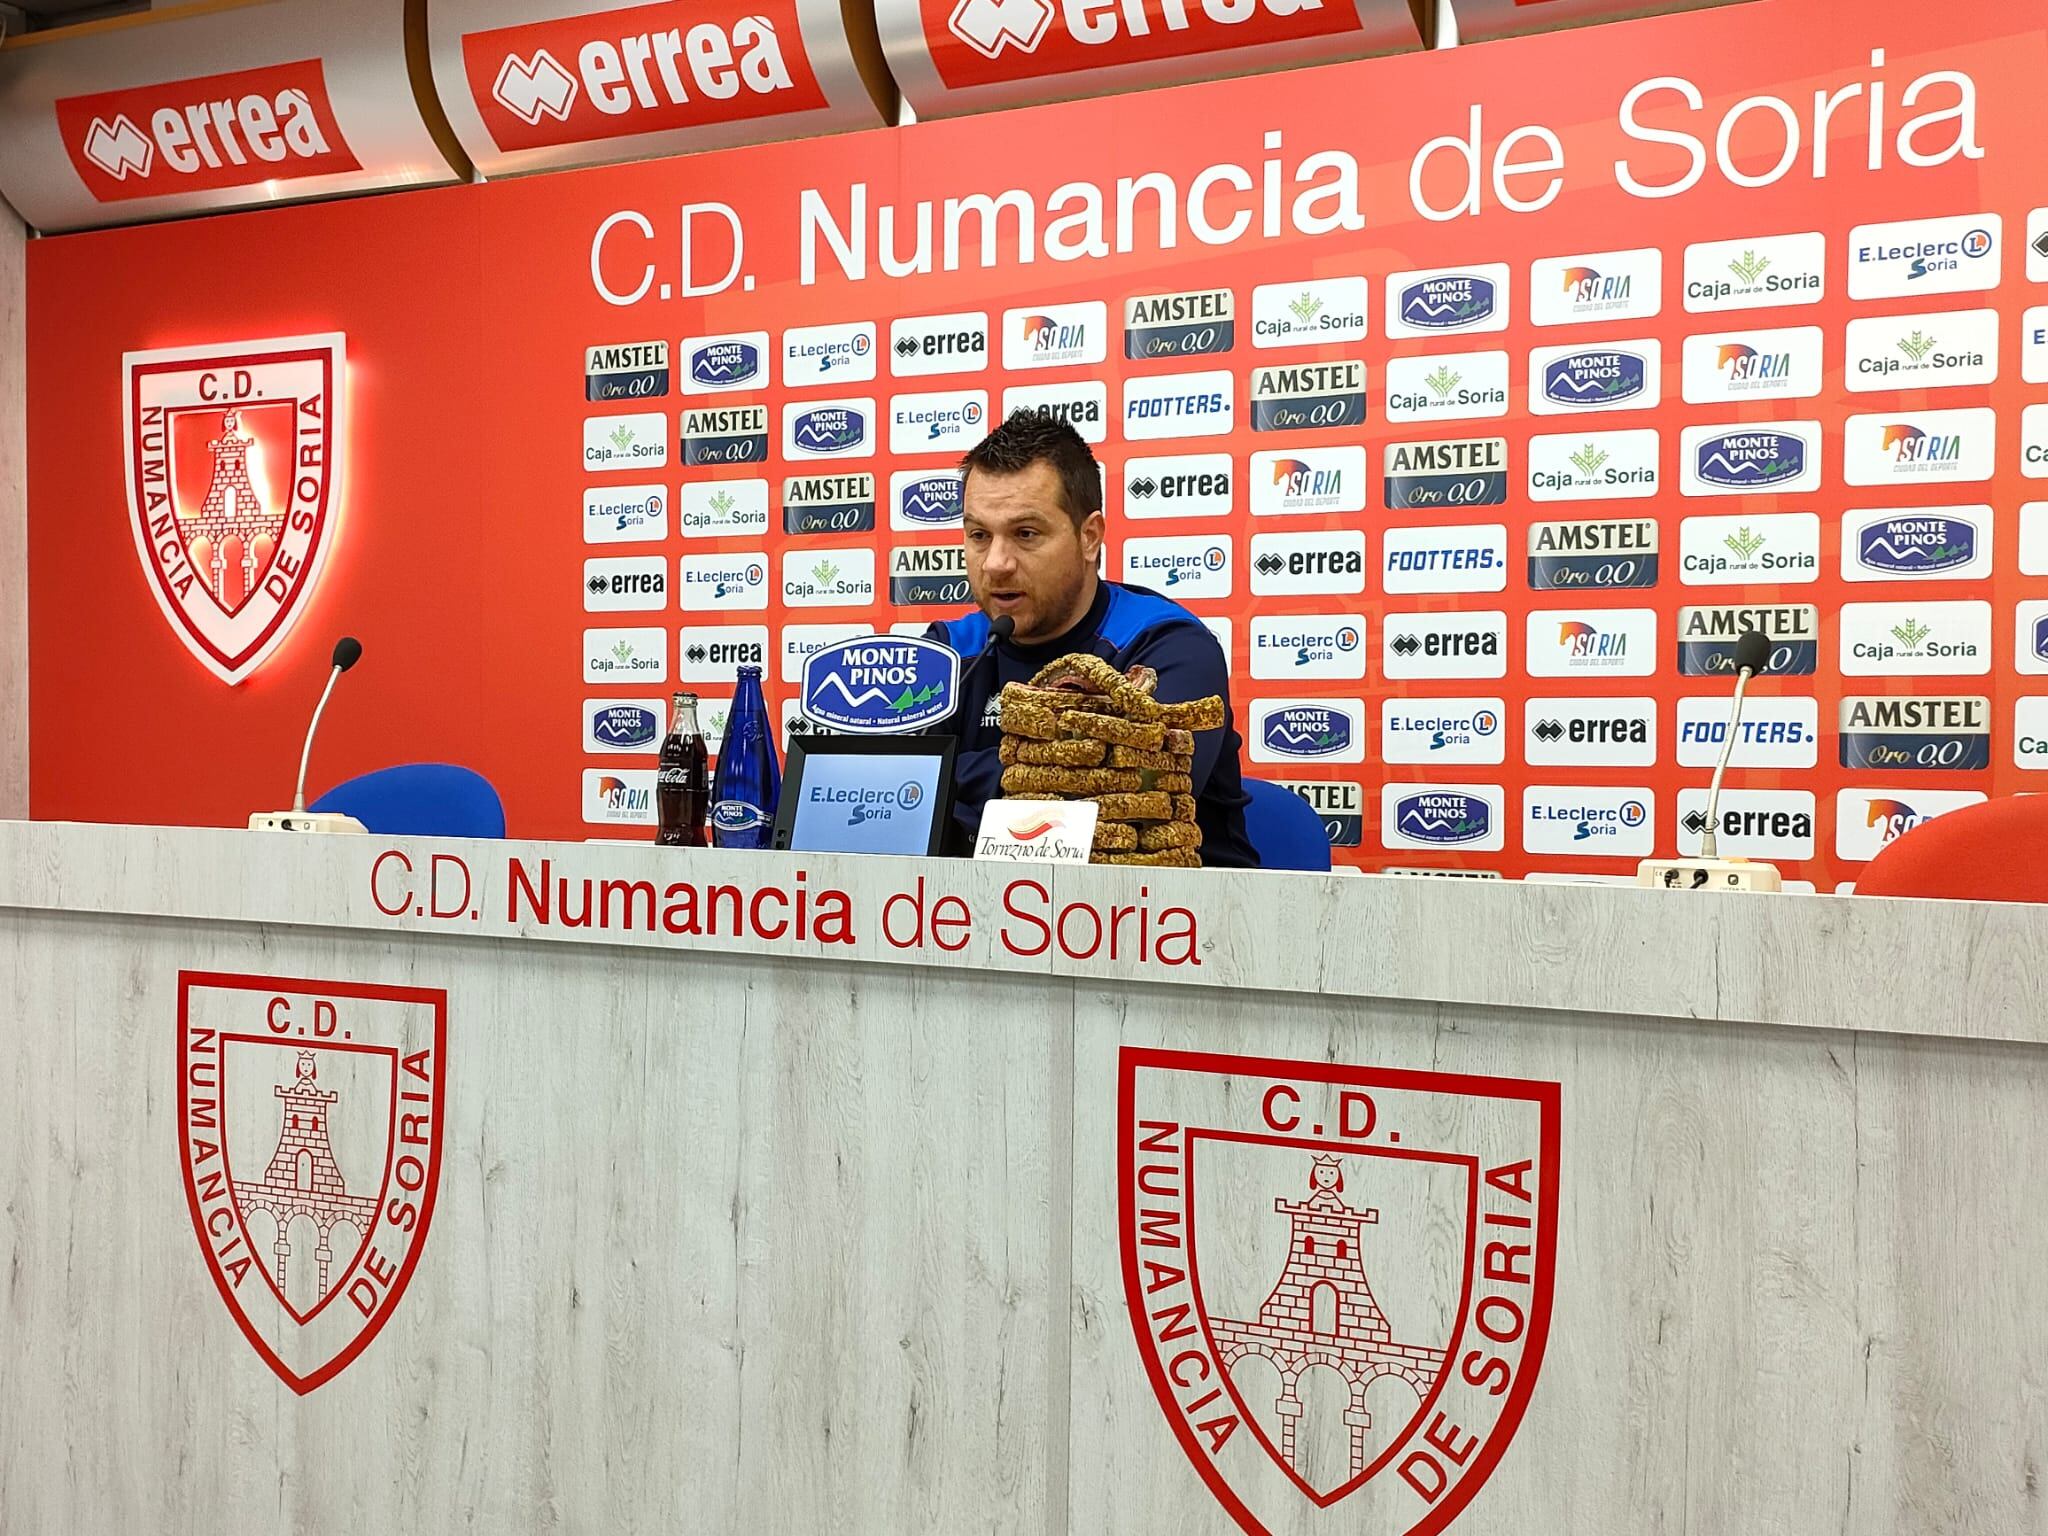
[996,653,1223,867]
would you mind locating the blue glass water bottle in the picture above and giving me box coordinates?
[711,665,781,849]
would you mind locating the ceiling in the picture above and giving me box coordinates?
[1,0,153,35]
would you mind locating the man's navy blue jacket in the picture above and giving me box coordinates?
[926,582,1258,867]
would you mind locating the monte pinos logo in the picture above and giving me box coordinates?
[178,971,447,1394]
[124,334,346,684]
[1120,1047,1558,1536]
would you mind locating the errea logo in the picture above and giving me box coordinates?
[461,2,825,153]
[58,61,360,203]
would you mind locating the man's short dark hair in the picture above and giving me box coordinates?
[960,410,1104,528]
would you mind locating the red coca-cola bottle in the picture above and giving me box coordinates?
[655,692,709,847]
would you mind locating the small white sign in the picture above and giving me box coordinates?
[1124,454,1233,519]
[1526,429,1660,502]
[1001,381,1109,443]
[583,412,668,471]
[1529,248,1662,325]
[583,484,668,544]
[1847,213,2000,300]
[2026,403,2048,480]
[1844,308,1999,392]
[1251,277,1370,348]
[782,321,877,387]
[2015,698,2048,770]
[2021,503,2048,575]
[1679,326,1823,403]
[1526,340,1662,415]
[889,311,990,378]
[1384,349,1511,422]
[1381,523,1509,595]
[1682,232,1827,313]
[1121,369,1235,441]
[1250,446,1368,516]
[974,799,1099,864]
[2024,306,2048,385]
[1003,302,1108,369]
[1842,409,1996,486]
[1384,265,1511,339]
[1835,788,1985,862]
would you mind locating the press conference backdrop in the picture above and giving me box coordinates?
[23,0,2048,886]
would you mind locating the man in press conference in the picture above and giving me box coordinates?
[926,411,1258,866]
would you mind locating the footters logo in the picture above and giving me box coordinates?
[1119,1048,1557,1536]
[178,971,446,1394]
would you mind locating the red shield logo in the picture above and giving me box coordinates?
[124,334,345,684]
[177,972,445,1394]
[1119,1048,1559,1536]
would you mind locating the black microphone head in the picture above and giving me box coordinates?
[1732,629,1771,677]
[989,615,1016,642]
[331,637,363,673]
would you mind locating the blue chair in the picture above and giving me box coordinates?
[310,763,507,839]
[1241,778,1333,873]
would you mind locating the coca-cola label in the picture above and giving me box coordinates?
[462,0,828,152]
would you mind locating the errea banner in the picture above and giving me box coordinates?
[456,0,829,153]
[917,0,1393,97]
[57,60,360,204]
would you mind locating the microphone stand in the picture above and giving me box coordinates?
[249,639,368,834]
[1698,663,1755,860]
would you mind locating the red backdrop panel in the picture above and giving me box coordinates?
[26,0,2048,888]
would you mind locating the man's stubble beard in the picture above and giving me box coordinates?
[1016,562,1092,645]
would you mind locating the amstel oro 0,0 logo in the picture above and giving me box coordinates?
[124,334,345,684]
[1119,1048,1558,1536]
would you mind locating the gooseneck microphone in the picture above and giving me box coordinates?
[249,637,369,834]
[1699,628,1772,859]
[954,614,1016,709]
[1635,627,1782,892]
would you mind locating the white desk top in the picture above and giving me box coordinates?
[3,820,2035,1043]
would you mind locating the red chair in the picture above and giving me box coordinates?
[1855,795,2048,903]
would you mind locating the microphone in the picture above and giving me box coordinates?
[921,614,1014,740]
[248,636,369,834]
[1699,628,1770,859]
[956,614,1015,706]
[1635,627,1782,893]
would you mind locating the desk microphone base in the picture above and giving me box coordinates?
[248,811,368,834]
[1636,856,1783,892]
